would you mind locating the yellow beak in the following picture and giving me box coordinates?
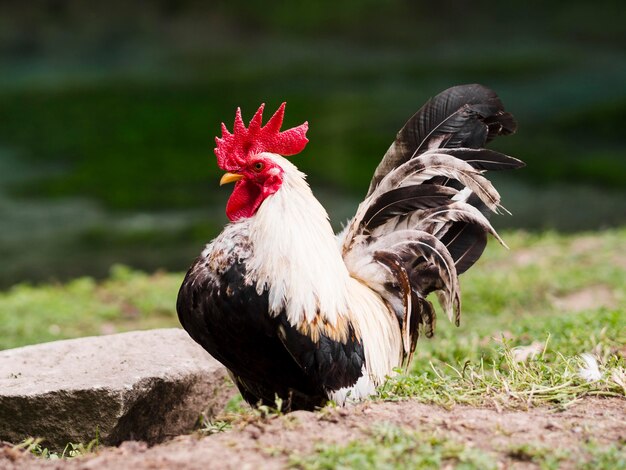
[220,172,244,186]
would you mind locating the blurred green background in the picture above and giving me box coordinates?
[0,0,625,288]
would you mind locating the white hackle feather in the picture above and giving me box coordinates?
[245,153,352,326]
[244,153,402,393]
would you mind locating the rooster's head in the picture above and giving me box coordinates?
[214,103,309,221]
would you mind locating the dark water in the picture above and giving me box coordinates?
[1,1,625,287]
[1,146,624,288]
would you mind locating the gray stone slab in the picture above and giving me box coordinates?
[0,329,232,449]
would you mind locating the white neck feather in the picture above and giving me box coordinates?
[240,154,402,392]
[245,154,352,326]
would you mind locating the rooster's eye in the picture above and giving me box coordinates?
[253,162,264,172]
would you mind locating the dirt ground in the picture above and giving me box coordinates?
[1,397,624,469]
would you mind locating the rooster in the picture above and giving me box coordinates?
[177,84,524,410]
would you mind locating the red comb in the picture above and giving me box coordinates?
[214,103,309,170]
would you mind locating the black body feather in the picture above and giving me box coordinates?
[177,256,365,411]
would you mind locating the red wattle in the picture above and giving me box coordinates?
[226,179,263,221]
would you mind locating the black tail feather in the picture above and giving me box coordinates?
[342,84,523,364]
[367,84,517,196]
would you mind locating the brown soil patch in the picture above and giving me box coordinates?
[569,236,605,255]
[3,398,624,470]
[614,255,626,270]
[486,245,551,271]
[509,247,549,267]
[552,285,617,312]
[570,235,626,269]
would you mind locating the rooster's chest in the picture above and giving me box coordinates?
[177,224,281,364]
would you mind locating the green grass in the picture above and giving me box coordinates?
[0,229,621,348]
[0,229,626,406]
[291,425,623,470]
[372,229,626,408]
[290,423,499,470]
[2,229,624,466]
[580,442,626,470]
[381,334,624,408]
[290,422,625,470]
[505,443,566,469]
[14,436,99,460]
[1,230,623,414]
[0,264,182,350]
[2,229,623,409]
